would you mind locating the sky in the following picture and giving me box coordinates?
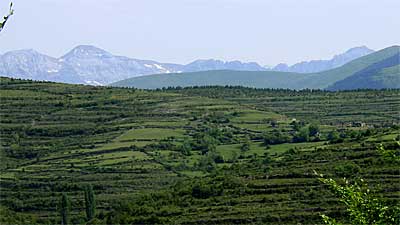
[0,0,399,66]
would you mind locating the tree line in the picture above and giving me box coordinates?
[60,185,96,225]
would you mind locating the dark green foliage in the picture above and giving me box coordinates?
[84,185,96,221]
[60,193,70,225]
[293,127,310,142]
[191,180,223,199]
[334,162,361,177]
[241,136,251,152]
[240,141,250,152]
[377,142,400,163]
[204,111,231,123]
[291,120,303,131]
[197,154,217,172]
[192,133,217,155]
[0,206,37,225]
[308,123,320,137]
[263,130,291,145]
[328,130,342,143]
[179,139,192,156]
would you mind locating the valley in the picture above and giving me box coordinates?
[1,1,399,224]
[0,77,399,224]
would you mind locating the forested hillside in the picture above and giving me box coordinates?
[327,52,400,90]
[0,78,399,224]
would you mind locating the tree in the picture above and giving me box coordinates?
[308,123,320,137]
[0,2,14,33]
[263,130,290,145]
[231,150,239,163]
[269,119,278,128]
[84,185,96,221]
[315,171,399,225]
[327,130,341,143]
[60,193,70,225]
[293,127,310,142]
[240,142,250,152]
[290,120,304,131]
[198,155,216,172]
[180,139,192,156]
[192,134,217,155]
[240,136,251,152]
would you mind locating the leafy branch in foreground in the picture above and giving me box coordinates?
[315,170,399,225]
[0,2,14,33]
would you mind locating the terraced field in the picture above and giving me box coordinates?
[0,78,399,224]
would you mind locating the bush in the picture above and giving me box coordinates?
[191,181,223,199]
[327,130,342,143]
[293,127,310,143]
[263,130,291,145]
[334,162,361,177]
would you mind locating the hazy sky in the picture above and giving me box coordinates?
[1,0,399,65]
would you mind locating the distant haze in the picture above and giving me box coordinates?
[1,0,399,65]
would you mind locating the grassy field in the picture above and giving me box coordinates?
[0,77,399,224]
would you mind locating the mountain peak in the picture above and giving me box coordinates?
[62,45,112,59]
[341,46,374,56]
[3,49,42,56]
[1,49,56,62]
[331,46,374,64]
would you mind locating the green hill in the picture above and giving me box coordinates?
[113,70,306,89]
[327,52,400,90]
[112,46,400,90]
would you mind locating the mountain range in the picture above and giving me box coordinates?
[0,45,374,85]
[112,46,400,90]
[269,46,374,73]
[0,46,180,85]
